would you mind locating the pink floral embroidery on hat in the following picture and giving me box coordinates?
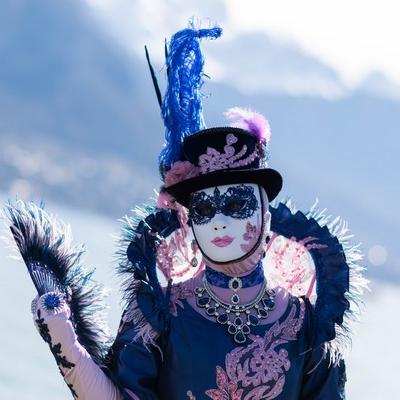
[164,161,200,187]
[198,134,258,174]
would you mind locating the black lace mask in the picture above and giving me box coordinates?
[189,185,259,225]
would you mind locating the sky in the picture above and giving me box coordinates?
[85,0,400,89]
[82,0,398,269]
[1,0,395,270]
[226,0,400,87]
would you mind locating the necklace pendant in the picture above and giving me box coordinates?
[229,276,242,305]
[216,313,229,324]
[228,277,243,291]
[197,295,211,307]
[199,277,275,346]
[231,293,240,304]
[228,323,237,335]
[234,331,246,344]
[262,297,275,309]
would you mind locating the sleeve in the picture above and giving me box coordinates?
[101,207,177,399]
[300,345,346,400]
[102,313,163,400]
[300,297,347,400]
[32,292,124,400]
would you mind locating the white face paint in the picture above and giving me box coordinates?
[189,183,263,263]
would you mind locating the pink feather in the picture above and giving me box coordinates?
[224,107,271,143]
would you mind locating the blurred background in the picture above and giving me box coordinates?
[0,0,398,398]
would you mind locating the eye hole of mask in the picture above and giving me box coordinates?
[224,199,246,213]
[194,203,215,218]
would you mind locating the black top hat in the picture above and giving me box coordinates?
[164,127,283,208]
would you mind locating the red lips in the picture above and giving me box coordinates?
[211,235,235,247]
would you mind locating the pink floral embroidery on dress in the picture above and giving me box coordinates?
[198,134,258,174]
[205,366,244,400]
[189,298,305,400]
[169,282,194,317]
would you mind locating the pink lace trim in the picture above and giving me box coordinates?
[188,298,305,400]
[156,205,204,281]
[198,134,259,174]
[266,234,328,299]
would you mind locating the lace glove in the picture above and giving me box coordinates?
[31,292,124,400]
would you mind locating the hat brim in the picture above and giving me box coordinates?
[165,168,283,208]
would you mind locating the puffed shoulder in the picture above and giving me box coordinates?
[114,207,180,348]
[268,200,368,364]
[118,280,171,349]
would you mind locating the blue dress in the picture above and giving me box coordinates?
[102,201,357,400]
[4,199,362,400]
[104,291,345,400]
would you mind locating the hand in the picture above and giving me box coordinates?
[31,292,78,370]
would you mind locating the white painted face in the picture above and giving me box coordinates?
[189,183,263,263]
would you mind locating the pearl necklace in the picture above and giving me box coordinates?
[195,277,276,344]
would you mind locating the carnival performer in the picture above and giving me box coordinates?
[3,23,367,400]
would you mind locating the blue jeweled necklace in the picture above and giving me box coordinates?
[194,278,276,344]
[195,261,275,344]
[205,261,264,304]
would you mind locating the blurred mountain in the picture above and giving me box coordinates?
[0,0,399,281]
[0,0,164,164]
[357,71,400,101]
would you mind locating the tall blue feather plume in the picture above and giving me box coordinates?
[159,24,222,176]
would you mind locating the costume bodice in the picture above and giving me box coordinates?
[160,294,307,399]
[105,286,345,400]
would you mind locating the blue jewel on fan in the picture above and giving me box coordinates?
[42,292,64,311]
[205,261,264,289]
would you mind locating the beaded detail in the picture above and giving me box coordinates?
[31,297,39,315]
[40,292,65,313]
